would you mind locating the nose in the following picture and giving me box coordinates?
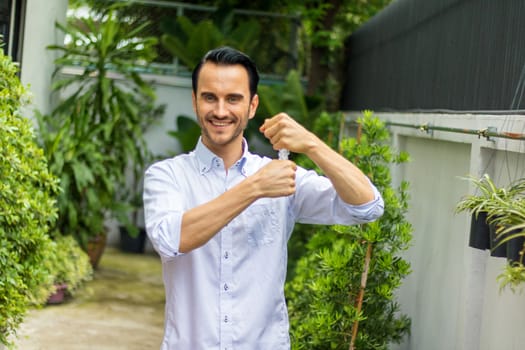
[214,99,229,118]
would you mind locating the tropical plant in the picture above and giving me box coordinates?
[0,48,59,348]
[44,3,164,242]
[257,70,323,131]
[36,112,114,250]
[456,174,525,292]
[286,110,412,349]
[161,6,261,71]
[254,69,324,155]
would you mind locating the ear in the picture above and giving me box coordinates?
[248,94,259,120]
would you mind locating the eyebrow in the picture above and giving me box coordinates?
[226,93,244,100]
[200,92,245,100]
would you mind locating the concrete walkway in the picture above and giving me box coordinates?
[14,248,165,350]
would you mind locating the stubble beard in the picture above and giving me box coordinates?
[199,110,250,150]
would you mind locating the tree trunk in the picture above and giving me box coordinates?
[306,0,343,105]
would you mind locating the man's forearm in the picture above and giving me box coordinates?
[305,136,375,205]
[179,179,260,253]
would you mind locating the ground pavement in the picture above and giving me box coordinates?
[14,248,165,350]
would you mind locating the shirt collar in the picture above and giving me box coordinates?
[195,137,249,176]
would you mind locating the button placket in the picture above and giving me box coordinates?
[219,221,233,350]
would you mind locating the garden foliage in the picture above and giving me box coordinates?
[286,111,412,349]
[43,235,93,297]
[0,50,59,347]
[41,4,164,245]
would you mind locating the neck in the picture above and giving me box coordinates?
[205,138,244,170]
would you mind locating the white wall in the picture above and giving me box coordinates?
[142,74,195,158]
[20,0,68,116]
[353,112,525,350]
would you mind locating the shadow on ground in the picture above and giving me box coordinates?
[14,248,165,350]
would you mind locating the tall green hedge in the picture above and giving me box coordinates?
[0,50,59,347]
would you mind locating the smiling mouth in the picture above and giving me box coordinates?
[210,120,233,127]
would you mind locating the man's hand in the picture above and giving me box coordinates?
[251,159,297,198]
[259,113,319,155]
[260,112,375,205]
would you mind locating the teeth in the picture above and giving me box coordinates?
[212,121,230,126]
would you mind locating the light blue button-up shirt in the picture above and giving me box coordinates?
[143,138,384,350]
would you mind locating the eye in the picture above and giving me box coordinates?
[202,93,216,102]
[227,95,241,104]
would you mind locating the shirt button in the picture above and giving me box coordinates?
[224,283,229,291]
[224,251,229,259]
[224,315,228,323]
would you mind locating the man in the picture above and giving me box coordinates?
[143,46,384,350]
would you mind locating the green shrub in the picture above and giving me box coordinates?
[0,50,59,347]
[286,111,412,349]
[39,235,93,298]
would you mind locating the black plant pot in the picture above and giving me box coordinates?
[489,222,509,258]
[119,226,147,254]
[469,212,491,250]
[506,232,525,263]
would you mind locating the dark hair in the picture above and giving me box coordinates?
[192,46,260,98]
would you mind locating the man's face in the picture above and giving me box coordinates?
[192,62,258,154]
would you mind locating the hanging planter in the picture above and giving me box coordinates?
[469,212,491,250]
[488,222,525,261]
[470,212,524,260]
[457,174,525,290]
[507,236,525,263]
[489,222,508,258]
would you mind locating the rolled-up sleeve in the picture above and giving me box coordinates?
[143,161,184,261]
[337,180,384,222]
[293,168,384,225]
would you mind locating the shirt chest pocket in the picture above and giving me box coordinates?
[242,199,280,247]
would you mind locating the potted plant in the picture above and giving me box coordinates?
[456,175,506,256]
[456,174,525,259]
[37,111,115,268]
[43,3,164,257]
[160,5,261,73]
[45,235,93,304]
[0,47,59,348]
[456,174,525,291]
